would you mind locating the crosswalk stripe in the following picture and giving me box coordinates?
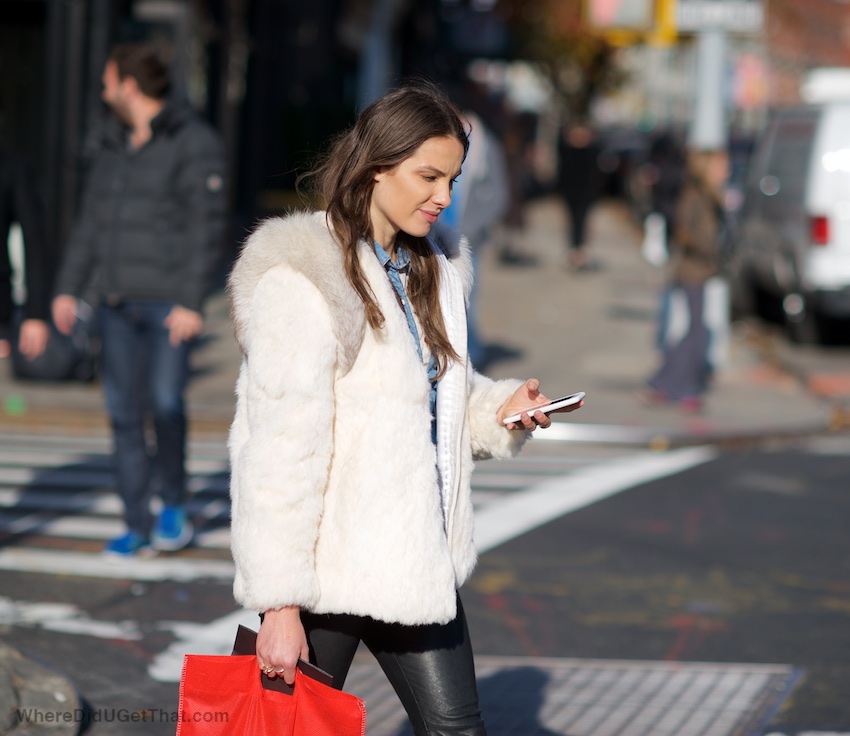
[0,488,122,513]
[0,512,228,548]
[0,453,228,475]
[0,547,235,581]
[0,433,633,581]
[0,467,114,487]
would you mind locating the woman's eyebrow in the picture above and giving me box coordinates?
[417,164,446,175]
[417,164,461,178]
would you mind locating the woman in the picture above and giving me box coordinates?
[647,147,729,412]
[227,81,580,735]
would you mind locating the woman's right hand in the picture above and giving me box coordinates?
[256,606,309,686]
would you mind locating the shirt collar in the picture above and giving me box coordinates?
[374,241,411,273]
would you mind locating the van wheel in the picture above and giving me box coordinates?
[729,271,756,321]
[753,283,784,325]
[786,309,822,345]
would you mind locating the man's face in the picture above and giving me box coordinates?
[101,61,132,123]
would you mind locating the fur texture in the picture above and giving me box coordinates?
[228,211,527,625]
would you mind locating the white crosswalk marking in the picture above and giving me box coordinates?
[0,431,695,582]
[0,432,233,579]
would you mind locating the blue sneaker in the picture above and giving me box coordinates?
[152,506,194,551]
[103,531,154,558]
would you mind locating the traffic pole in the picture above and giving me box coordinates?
[689,28,728,149]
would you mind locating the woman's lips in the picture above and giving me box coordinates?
[420,209,439,224]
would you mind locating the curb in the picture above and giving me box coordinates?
[0,407,232,440]
[538,415,842,450]
[0,643,79,736]
[0,404,842,450]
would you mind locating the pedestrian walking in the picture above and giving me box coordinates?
[52,42,227,556]
[557,122,603,271]
[646,147,729,412]
[227,80,581,735]
[640,130,686,267]
[0,138,51,362]
[433,109,509,368]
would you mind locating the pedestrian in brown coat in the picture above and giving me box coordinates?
[646,148,729,412]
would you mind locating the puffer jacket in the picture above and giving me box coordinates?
[55,101,227,311]
[227,212,529,626]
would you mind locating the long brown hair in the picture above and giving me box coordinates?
[302,80,469,378]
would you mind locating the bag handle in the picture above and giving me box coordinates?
[232,624,334,694]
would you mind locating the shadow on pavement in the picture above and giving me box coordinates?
[390,666,564,736]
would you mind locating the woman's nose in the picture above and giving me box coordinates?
[433,182,452,207]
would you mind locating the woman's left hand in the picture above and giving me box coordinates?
[498,378,583,431]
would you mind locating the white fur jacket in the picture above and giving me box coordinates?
[227,211,529,625]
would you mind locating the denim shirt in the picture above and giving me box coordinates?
[373,242,439,441]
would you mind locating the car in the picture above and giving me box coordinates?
[729,102,850,343]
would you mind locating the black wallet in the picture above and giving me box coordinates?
[231,624,334,694]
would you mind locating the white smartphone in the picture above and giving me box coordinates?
[502,391,586,425]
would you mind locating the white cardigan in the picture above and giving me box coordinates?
[227,211,528,625]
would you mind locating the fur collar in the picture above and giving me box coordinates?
[227,210,474,371]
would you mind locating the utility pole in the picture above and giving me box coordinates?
[677,0,766,149]
[690,27,728,149]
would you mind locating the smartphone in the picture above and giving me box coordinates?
[502,391,586,425]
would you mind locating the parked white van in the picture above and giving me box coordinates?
[730,101,850,342]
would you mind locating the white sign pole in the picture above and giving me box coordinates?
[689,27,728,150]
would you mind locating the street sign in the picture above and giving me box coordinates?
[676,0,765,32]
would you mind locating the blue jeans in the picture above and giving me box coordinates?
[99,301,191,537]
[649,284,711,400]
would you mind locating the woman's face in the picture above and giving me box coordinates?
[370,135,465,249]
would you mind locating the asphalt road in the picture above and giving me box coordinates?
[2,436,850,735]
[463,438,850,735]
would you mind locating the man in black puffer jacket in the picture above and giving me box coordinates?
[53,42,227,557]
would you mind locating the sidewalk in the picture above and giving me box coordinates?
[0,196,839,447]
[476,196,839,447]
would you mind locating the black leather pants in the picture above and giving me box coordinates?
[302,595,487,736]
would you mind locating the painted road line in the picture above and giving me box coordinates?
[149,608,262,682]
[0,466,114,487]
[473,446,717,553]
[0,490,229,523]
[144,448,720,680]
[0,436,691,583]
[0,449,112,466]
[0,460,230,492]
[0,595,143,640]
[0,488,123,514]
[0,512,230,548]
[0,431,227,451]
[0,548,235,581]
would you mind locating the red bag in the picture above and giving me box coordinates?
[176,629,366,736]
